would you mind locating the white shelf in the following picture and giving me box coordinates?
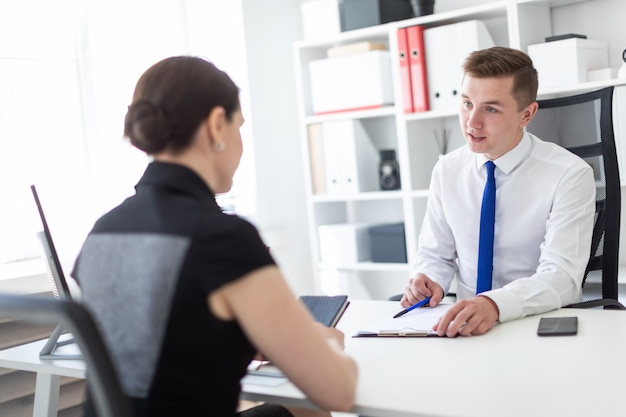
[311,190,403,204]
[397,1,508,29]
[304,106,396,125]
[517,0,588,6]
[405,108,458,122]
[294,22,393,49]
[410,189,430,199]
[318,262,410,273]
[538,78,626,98]
[296,0,617,299]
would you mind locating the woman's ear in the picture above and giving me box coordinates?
[204,106,226,151]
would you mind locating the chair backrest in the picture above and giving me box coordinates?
[0,294,133,417]
[527,86,621,306]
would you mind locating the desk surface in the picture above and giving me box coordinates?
[242,300,626,417]
[0,337,85,378]
[2,301,625,417]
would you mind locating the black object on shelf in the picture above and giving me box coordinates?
[379,149,401,190]
[368,223,407,263]
[410,0,434,17]
[340,0,414,32]
[545,33,587,42]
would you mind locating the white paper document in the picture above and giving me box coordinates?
[244,360,288,386]
[354,304,453,337]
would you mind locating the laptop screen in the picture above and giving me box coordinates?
[30,184,73,300]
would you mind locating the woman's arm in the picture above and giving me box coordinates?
[209,265,357,412]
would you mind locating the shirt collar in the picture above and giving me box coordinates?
[475,132,531,174]
[136,161,218,205]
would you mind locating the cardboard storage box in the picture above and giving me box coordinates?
[318,223,375,267]
[528,38,609,88]
[309,50,393,114]
[368,223,407,263]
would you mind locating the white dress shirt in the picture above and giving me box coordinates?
[412,132,596,322]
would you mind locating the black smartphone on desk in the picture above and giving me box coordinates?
[537,317,578,336]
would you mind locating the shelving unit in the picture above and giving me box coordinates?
[294,0,625,299]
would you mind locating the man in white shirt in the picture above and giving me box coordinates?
[400,46,596,337]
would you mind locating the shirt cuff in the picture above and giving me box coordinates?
[427,276,451,297]
[481,288,523,322]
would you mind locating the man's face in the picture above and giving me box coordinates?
[459,75,536,160]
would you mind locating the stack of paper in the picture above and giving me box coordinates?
[354,304,453,337]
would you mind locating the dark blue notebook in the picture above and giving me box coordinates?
[299,295,350,327]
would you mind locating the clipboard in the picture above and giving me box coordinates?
[353,304,452,338]
[354,329,439,337]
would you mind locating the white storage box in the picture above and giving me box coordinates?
[528,38,609,88]
[588,67,617,82]
[321,120,379,195]
[424,20,495,112]
[309,50,393,114]
[318,223,376,267]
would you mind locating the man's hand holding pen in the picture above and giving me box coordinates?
[400,273,444,309]
[400,273,499,337]
[393,297,432,318]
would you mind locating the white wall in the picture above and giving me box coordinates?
[241,0,315,295]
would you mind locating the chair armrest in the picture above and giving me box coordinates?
[564,299,626,310]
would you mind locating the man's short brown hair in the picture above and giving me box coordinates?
[462,46,538,110]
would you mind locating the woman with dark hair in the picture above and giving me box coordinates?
[73,56,357,417]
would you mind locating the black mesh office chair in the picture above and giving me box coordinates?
[390,86,623,309]
[528,86,624,310]
[0,294,134,417]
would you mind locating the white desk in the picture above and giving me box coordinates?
[2,301,626,417]
[242,300,626,417]
[0,339,85,417]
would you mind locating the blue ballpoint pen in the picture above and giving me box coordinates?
[393,297,431,318]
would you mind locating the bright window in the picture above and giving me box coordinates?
[0,0,255,275]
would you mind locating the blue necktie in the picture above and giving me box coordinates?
[477,161,496,294]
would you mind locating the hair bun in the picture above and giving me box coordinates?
[124,100,171,153]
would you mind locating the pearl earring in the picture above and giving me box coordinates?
[213,142,225,152]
